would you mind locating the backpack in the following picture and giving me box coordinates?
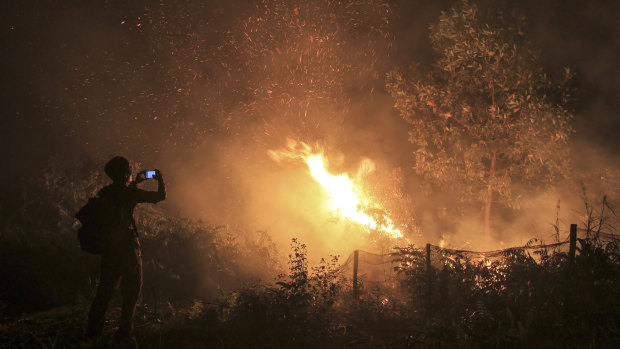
[75,193,115,254]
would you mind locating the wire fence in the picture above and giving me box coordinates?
[336,224,619,295]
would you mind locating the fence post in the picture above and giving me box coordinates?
[426,243,432,314]
[353,250,359,299]
[569,224,577,264]
[426,243,432,287]
[426,243,431,274]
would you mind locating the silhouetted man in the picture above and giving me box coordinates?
[85,156,166,345]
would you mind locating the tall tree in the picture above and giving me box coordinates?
[386,0,574,238]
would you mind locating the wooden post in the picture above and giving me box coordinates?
[426,243,431,277]
[569,224,577,263]
[353,250,359,299]
[426,243,432,314]
[426,244,432,289]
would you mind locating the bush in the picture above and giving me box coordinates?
[393,234,620,347]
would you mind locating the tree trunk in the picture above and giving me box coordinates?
[484,150,497,238]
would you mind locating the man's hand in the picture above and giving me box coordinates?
[130,169,164,191]
[153,169,163,181]
[134,170,148,183]
[154,169,166,200]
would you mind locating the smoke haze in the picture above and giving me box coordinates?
[2,0,619,263]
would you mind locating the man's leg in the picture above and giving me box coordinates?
[118,243,143,336]
[86,255,121,338]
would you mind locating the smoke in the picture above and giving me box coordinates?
[2,0,619,265]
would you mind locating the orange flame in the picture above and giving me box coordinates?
[268,139,402,239]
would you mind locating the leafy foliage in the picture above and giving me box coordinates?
[169,238,346,347]
[393,234,619,346]
[386,0,575,235]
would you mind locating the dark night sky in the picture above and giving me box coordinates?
[2,0,619,179]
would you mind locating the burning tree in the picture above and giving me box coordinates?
[386,0,574,238]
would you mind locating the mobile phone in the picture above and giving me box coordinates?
[145,170,156,179]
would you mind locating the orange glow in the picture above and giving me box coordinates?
[268,139,402,239]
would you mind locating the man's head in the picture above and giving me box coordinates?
[105,156,131,184]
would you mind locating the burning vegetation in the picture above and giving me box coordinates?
[268,138,403,239]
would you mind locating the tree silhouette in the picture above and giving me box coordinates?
[386,0,574,238]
